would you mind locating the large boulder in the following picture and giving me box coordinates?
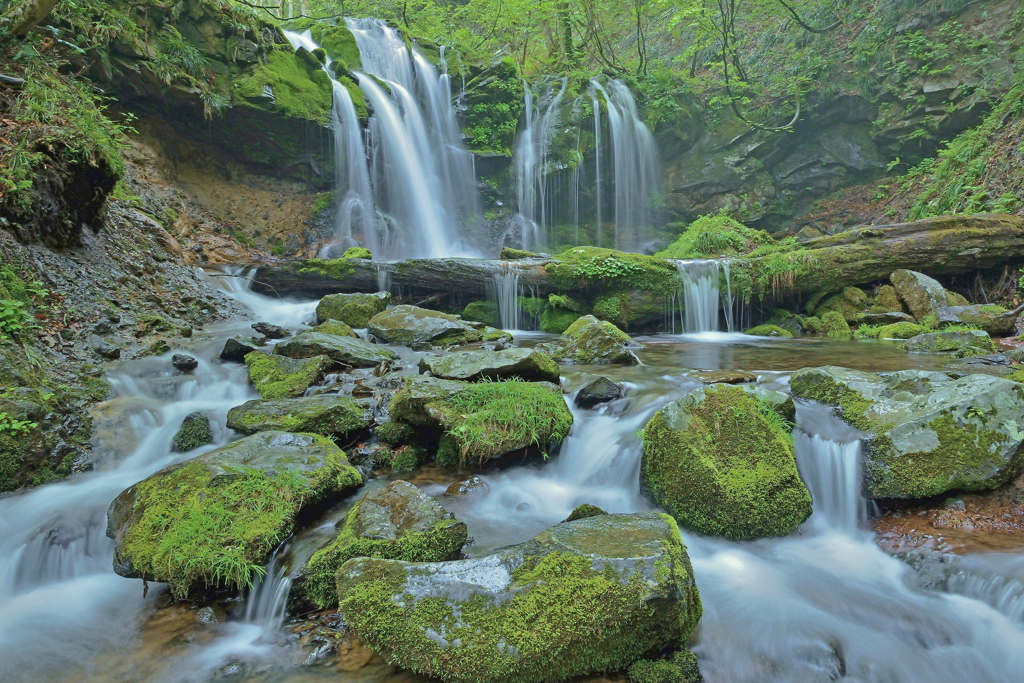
[814,286,867,322]
[316,292,391,328]
[106,431,362,598]
[336,512,702,683]
[299,480,467,609]
[418,348,560,383]
[220,336,265,363]
[901,330,996,358]
[790,366,1024,499]
[274,332,398,368]
[244,351,331,399]
[574,376,623,408]
[935,304,1022,337]
[388,376,472,426]
[540,315,641,364]
[226,395,374,436]
[641,384,810,539]
[308,319,358,337]
[368,305,511,350]
[171,412,213,452]
[891,269,947,320]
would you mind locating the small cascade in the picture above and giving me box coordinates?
[492,264,522,331]
[592,92,603,246]
[513,79,568,251]
[793,400,867,532]
[374,262,393,293]
[244,551,292,635]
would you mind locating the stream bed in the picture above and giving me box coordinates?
[2,274,1023,683]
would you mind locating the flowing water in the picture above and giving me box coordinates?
[2,275,1024,683]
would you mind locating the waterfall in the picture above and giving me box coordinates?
[244,551,292,634]
[492,264,521,331]
[513,79,568,252]
[794,400,867,532]
[590,79,661,252]
[667,260,739,334]
[593,92,602,247]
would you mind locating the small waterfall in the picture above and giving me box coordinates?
[590,79,661,252]
[593,92,602,247]
[513,79,568,251]
[374,262,392,293]
[794,400,867,532]
[492,263,522,331]
[244,551,292,635]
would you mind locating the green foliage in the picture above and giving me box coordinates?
[0,301,32,340]
[234,46,334,125]
[876,322,929,339]
[0,411,37,435]
[820,311,851,338]
[375,421,416,446]
[343,247,373,259]
[628,650,702,683]
[657,213,773,259]
[547,247,677,292]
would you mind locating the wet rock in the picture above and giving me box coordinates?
[574,376,623,407]
[368,305,510,350]
[251,322,287,339]
[641,384,810,540]
[935,304,1022,337]
[856,311,915,326]
[299,480,467,609]
[171,412,213,452]
[274,332,398,368]
[171,353,198,373]
[891,269,947,320]
[244,352,332,399]
[445,475,489,497]
[418,347,560,383]
[790,366,1024,499]
[307,319,357,338]
[196,606,217,623]
[901,330,996,358]
[689,370,757,385]
[90,334,121,360]
[219,336,263,363]
[539,315,641,365]
[316,292,391,328]
[227,395,374,437]
[387,376,472,426]
[107,431,362,596]
[563,503,606,522]
[336,512,701,683]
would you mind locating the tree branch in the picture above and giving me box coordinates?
[775,0,841,33]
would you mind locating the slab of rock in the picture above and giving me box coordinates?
[227,395,374,436]
[539,315,641,365]
[891,269,947,320]
[171,354,198,373]
[336,512,701,683]
[220,336,264,363]
[935,304,1023,337]
[791,366,1024,499]
[90,334,121,360]
[574,376,622,407]
[368,305,511,350]
[106,431,362,597]
[244,352,331,399]
[316,292,391,328]
[252,322,287,339]
[274,332,398,368]
[388,376,470,426]
[641,384,809,540]
[856,311,915,326]
[418,347,559,383]
[171,412,213,452]
[901,330,996,358]
[299,480,467,609]
[690,370,757,385]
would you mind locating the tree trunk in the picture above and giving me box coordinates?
[5,0,60,36]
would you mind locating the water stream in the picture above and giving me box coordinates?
[2,275,1024,682]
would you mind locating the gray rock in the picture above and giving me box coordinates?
[226,395,374,436]
[790,366,1024,499]
[418,347,560,383]
[220,336,263,363]
[857,312,916,326]
[172,354,198,373]
[274,332,398,368]
[539,315,641,365]
[252,322,287,339]
[935,304,1022,337]
[902,330,996,358]
[90,335,121,360]
[891,269,947,320]
[368,305,510,350]
[316,292,391,328]
[574,376,623,407]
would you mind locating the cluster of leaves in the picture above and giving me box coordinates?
[0,410,36,435]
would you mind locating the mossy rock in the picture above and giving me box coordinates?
[656,213,774,258]
[790,366,1024,499]
[461,300,499,328]
[870,285,904,314]
[374,421,416,445]
[171,412,213,452]
[342,247,372,260]
[802,316,822,333]
[316,292,391,328]
[891,269,947,320]
[308,319,357,338]
[935,304,1018,336]
[299,480,466,609]
[226,395,374,436]
[540,315,640,364]
[628,650,702,683]
[901,330,996,358]
[233,45,334,125]
[336,512,702,683]
[418,348,560,383]
[500,247,537,260]
[540,308,580,334]
[563,503,607,522]
[368,305,510,350]
[820,311,851,338]
[945,291,970,307]
[389,376,471,426]
[814,286,867,322]
[876,322,929,339]
[274,332,398,368]
[641,384,810,540]
[545,247,678,293]
[744,324,793,338]
[107,431,362,598]
[310,24,362,68]
[220,336,265,363]
[592,290,665,330]
[244,352,331,399]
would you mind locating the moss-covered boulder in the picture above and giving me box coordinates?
[316,292,391,328]
[540,315,641,364]
[820,311,852,338]
[171,412,213,452]
[274,332,398,368]
[336,512,701,683]
[744,324,793,338]
[641,385,810,539]
[233,45,334,125]
[220,336,264,363]
[106,431,362,598]
[875,322,929,339]
[935,304,1020,336]
[870,284,904,314]
[308,319,357,337]
[300,480,467,609]
[856,311,915,326]
[226,395,373,436]
[814,286,867,322]
[368,305,511,350]
[499,247,538,260]
[891,269,947,320]
[309,23,362,67]
[418,348,560,383]
[245,352,331,399]
[790,366,1024,499]
[592,290,664,330]
[388,376,471,426]
[540,307,580,334]
[901,330,996,358]
[628,650,702,683]
[461,300,499,328]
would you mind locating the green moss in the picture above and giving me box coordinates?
[436,434,459,467]
[315,25,362,67]
[820,311,852,338]
[877,322,929,339]
[343,247,372,260]
[564,504,607,522]
[628,650,702,683]
[309,319,357,337]
[641,385,811,540]
[815,287,867,322]
[500,247,537,260]
[375,421,416,445]
[336,75,368,121]
[802,316,822,333]
[303,499,466,609]
[519,296,547,318]
[0,431,18,492]
[870,285,903,313]
[546,247,677,292]
[656,213,774,259]
[244,351,329,399]
[788,373,878,433]
[1008,368,1024,384]
[299,258,353,281]
[389,445,423,473]
[744,324,793,338]
[233,46,333,125]
[461,300,499,328]
[171,413,212,452]
[548,293,580,312]
[121,441,359,599]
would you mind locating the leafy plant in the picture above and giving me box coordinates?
[0,412,37,435]
[0,300,32,340]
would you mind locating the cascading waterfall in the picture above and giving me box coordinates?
[244,551,292,634]
[666,260,741,334]
[513,79,567,252]
[593,91,603,246]
[492,263,521,331]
